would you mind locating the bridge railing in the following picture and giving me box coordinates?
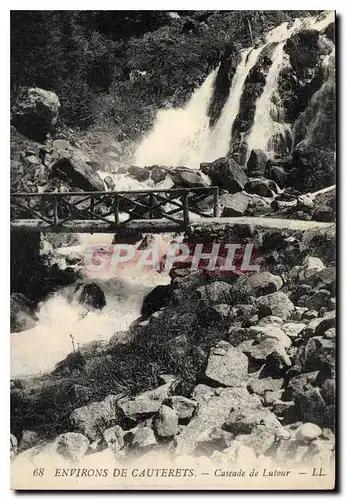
[10,187,220,230]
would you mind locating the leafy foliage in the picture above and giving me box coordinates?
[11,10,318,136]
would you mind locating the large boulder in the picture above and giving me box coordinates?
[11,87,60,142]
[201,157,248,193]
[128,165,150,182]
[52,154,104,191]
[170,167,207,188]
[246,149,268,177]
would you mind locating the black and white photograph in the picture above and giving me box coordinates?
[9,9,336,490]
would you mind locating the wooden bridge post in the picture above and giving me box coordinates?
[149,193,154,219]
[52,196,59,226]
[113,194,119,225]
[213,187,220,217]
[183,191,190,227]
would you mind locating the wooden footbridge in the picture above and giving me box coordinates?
[10,187,221,234]
[10,187,334,235]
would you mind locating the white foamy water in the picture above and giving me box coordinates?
[203,47,263,162]
[135,68,219,168]
[247,12,335,159]
[11,11,335,379]
[11,233,172,378]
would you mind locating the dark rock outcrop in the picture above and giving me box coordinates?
[73,282,106,310]
[11,87,60,142]
[201,157,248,193]
[51,155,104,192]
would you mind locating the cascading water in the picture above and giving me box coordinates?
[12,11,335,379]
[202,46,263,162]
[135,68,219,168]
[246,12,335,160]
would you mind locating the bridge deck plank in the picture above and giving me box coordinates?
[10,217,334,234]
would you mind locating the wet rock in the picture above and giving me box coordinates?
[104,175,115,190]
[165,396,197,421]
[141,284,171,317]
[268,165,287,187]
[245,179,278,197]
[12,87,60,142]
[150,166,167,184]
[171,167,207,188]
[205,341,249,386]
[153,404,179,437]
[128,165,150,182]
[54,432,89,463]
[313,207,334,222]
[221,191,250,217]
[201,157,248,193]
[10,293,37,333]
[256,291,294,320]
[70,395,120,440]
[297,194,314,210]
[52,154,104,191]
[249,272,283,296]
[247,149,268,177]
[74,282,106,310]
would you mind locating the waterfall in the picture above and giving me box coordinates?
[246,12,335,160]
[135,68,218,168]
[202,47,263,162]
